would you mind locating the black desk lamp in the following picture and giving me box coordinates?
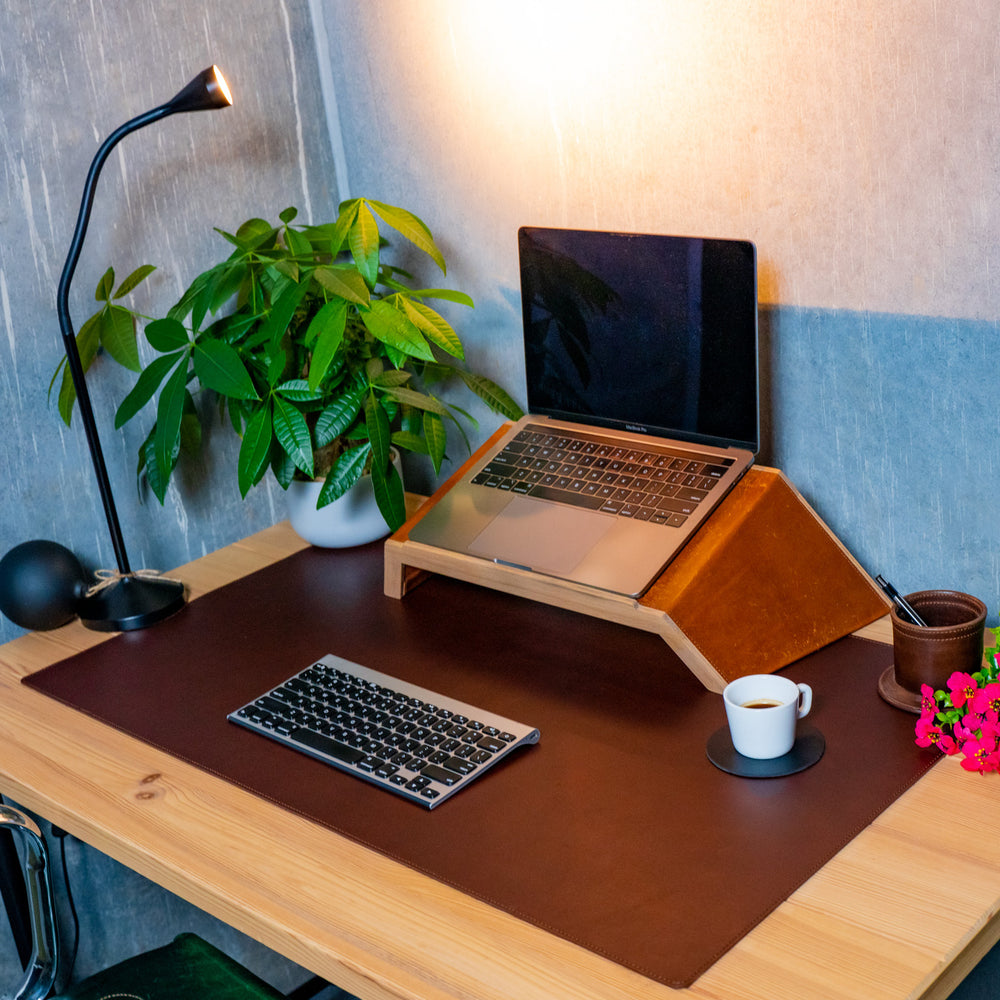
[57,66,232,631]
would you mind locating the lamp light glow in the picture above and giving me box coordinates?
[56,67,232,632]
[164,65,233,113]
[212,66,234,108]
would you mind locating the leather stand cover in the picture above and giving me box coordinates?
[639,467,891,677]
[24,543,937,988]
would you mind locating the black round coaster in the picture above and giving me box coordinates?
[706,725,825,778]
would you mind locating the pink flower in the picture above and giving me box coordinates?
[948,672,979,709]
[960,729,1000,773]
[971,681,1000,722]
[915,716,958,754]
[919,684,937,717]
[954,713,983,743]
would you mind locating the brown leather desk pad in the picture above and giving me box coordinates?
[24,542,937,988]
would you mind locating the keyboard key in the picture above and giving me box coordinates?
[422,764,462,786]
[478,736,508,753]
[291,727,365,765]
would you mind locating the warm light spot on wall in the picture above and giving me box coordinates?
[449,2,707,110]
[432,1,726,236]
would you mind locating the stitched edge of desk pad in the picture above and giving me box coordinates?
[24,543,938,988]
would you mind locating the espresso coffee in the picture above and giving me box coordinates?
[740,698,783,709]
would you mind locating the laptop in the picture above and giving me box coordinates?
[409,226,759,598]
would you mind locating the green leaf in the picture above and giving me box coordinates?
[285,224,313,260]
[238,403,273,497]
[166,267,212,324]
[370,369,411,389]
[95,267,114,302]
[208,261,250,316]
[301,200,358,257]
[138,428,167,503]
[279,206,298,224]
[56,364,77,427]
[275,378,323,402]
[230,217,278,251]
[455,370,524,420]
[371,454,406,531]
[313,265,370,306]
[364,392,392,470]
[145,317,190,353]
[441,402,473,453]
[264,342,288,389]
[98,304,141,372]
[423,410,447,473]
[407,287,475,308]
[193,340,259,400]
[272,395,313,477]
[305,299,347,390]
[75,312,102,368]
[190,274,217,334]
[114,351,184,428]
[349,201,381,287]
[382,384,448,415]
[360,299,434,361]
[366,200,446,274]
[257,277,310,348]
[329,202,358,253]
[317,443,369,508]
[270,445,297,489]
[114,264,156,299]
[399,298,464,359]
[154,362,189,491]
[270,256,296,281]
[391,429,429,456]
[56,313,103,425]
[314,385,364,446]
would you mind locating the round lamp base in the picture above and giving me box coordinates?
[78,575,186,632]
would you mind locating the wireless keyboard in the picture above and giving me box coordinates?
[228,654,540,808]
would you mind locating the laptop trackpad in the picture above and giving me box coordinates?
[467,497,614,574]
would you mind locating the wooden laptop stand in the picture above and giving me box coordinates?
[384,426,889,691]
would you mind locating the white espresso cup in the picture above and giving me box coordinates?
[722,674,812,759]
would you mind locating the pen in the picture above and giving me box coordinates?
[875,575,927,627]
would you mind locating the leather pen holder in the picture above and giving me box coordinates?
[879,590,987,712]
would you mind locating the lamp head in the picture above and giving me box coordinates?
[164,65,233,113]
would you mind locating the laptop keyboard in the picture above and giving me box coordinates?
[228,654,540,808]
[470,423,734,526]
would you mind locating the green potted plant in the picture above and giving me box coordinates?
[53,197,523,539]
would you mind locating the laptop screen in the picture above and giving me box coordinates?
[518,227,759,453]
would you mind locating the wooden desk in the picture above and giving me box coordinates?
[0,522,997,1000]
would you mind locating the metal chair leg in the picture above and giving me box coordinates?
[0,805,59,1000]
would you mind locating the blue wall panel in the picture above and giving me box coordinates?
[768,306,999,618]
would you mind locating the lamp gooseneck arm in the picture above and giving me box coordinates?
[55,104,175,576]
[44,67,228,631]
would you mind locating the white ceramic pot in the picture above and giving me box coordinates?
[285,452,402,548]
